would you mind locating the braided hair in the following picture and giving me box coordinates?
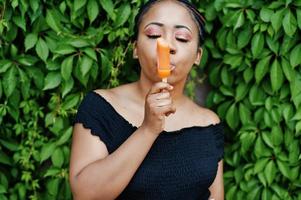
[133,0,206,46]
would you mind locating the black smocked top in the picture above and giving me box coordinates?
[74,91,224,200]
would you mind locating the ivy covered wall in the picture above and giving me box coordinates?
[0,0,300,199]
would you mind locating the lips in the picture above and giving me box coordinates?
[170,64,176,71]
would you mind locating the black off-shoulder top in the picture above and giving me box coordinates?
[74,91,224,200]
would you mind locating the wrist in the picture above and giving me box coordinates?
[138,124,160,139]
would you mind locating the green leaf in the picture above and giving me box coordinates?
[255,55,271,84]
[223,54,243,68]
[101,52,112,81]
[74,0,87,11]
[237,26,252,49]
[18,68,30,99]
[29,0,39,12]
[46,178,60,196]
[83,48,97,61]
[271,126,283,146]
[235,82,249,102]
[264,160,277,185]
[99,0,115,20]
[51,148,64,168]
[246,9,256,23]
[0,139,19,151]
[271,9,285,33]
[226,185,237,200]
[26,66,44,89]
[255,136,272,158]
[16,55,38,66]
[114,4,131,27]
[270,59,284,92]
[69,38,91,48]
[276,160,290,179]
[266,35,279,54]
[0,151,12,165]
[262,131,274,148]
[12,15,26,31]
[54,45,76,55]
[239,103,251,124]
[44,168,60,178]
[240,131,257,155]
[249,85,266,106]
[36,38,49,62]
[3,66,17,98]
[56,127,72,146]
[61,56,73,81]
[251,32,264,58]
[0,184,6,193]
[282,9,297,37]
[254,158,269,173]
[43,72,61,90]
[46,9,61,32]
[25,33,38,51]
[0,60,12,74]
[80,56,93,76]
[234,11,245,31]
[40,142,56,163]
[260,8,273,22]
[87,0,99,23]
[221,66,233,86]
[62,94,80,110]
[281,57,295,82]
[243,67,253,83]
[226,103,239,130]
[262,188,272,200]
[61,78,74,97]
[289,44,301,68]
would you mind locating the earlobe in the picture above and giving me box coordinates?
[194,47,203,65]
[133,41,138,59]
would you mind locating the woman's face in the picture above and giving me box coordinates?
[134,0,202,84]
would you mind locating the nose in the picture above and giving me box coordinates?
[164,36,177,55]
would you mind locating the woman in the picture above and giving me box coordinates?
[69,0,224,199]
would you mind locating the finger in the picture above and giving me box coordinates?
[155,105,176,116]
[148,82,173,94]
[149,92,170,101]
[165,106,176,116]
[157,99,172,107]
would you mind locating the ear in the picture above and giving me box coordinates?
[194,47,203,65]
[133,41,138,59]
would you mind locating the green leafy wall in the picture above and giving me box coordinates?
[0,0,300,199]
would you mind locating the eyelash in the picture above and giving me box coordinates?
[147,35,189,43]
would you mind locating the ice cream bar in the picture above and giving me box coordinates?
[157,38,170,82]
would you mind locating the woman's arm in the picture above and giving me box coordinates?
[208,160,224,200]
[69,123,158,200]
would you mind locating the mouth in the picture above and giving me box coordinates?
[170,63,176,71]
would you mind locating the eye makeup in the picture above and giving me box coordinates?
[175,30,192,42]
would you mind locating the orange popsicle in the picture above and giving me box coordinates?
[157,38,170,82]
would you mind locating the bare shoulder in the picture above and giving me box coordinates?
[93,83,134,101]
[187,98,220,126]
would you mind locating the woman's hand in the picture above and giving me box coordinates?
[141,82,176,136]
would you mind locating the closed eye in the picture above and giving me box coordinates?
[147,35,161,39]
[176,38,189,43]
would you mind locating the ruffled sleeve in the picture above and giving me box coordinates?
[213,123,224,161]
[73,92,114,150]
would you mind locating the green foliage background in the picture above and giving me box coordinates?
[0,0,300,199]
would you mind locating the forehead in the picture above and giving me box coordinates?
[139,1,199,32]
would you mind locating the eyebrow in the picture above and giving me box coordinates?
[144,22,192,33]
